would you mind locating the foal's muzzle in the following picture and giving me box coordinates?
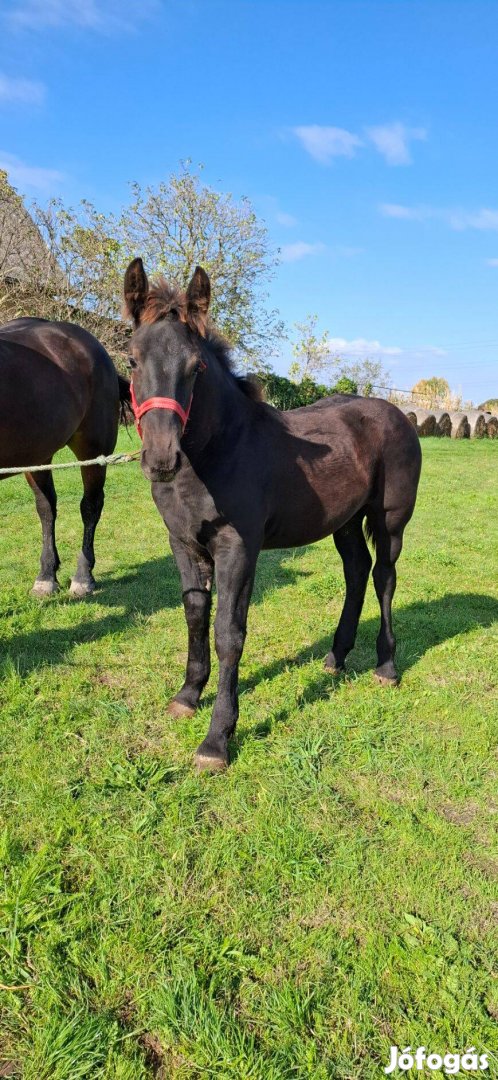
[141,447,182,483]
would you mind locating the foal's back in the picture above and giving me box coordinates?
[256,394,421,549]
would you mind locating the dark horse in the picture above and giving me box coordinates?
[0,317,128,596]
[124,259,422,771]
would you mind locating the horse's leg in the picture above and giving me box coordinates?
[370,509,406,686]
[69,464,106,597]
[167,535,214,718]
[26,467,61,597]
[324,512,372,673]
[195,538,256,771]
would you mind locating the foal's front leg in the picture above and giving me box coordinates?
[167,535,214,718]
[195,538,256,771]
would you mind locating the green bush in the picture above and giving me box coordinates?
[478,398,498,412]
[261,373,357,410]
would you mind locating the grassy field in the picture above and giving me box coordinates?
[0,434,497,1078]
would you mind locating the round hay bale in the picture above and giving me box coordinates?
[448,412,470,438]
[486,414,498,439]
[432,410,452,437]
[465,410,488,438]
[413,408,437,436]
[397,406,417,428]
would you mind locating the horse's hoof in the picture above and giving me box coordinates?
[167,700,196,718]
[31,579,59,598]
[194,752,228,773]
[374,672,399,687]
[69,579,96,598]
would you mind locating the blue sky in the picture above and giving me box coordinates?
[1,0,498,403]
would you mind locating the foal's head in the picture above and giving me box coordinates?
[124,258,211,482]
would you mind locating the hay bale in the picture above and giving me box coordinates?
[449,412,470,438]
[486,414,498,439]
[432,410,452,437]
[397,406,417,428]
[413,408,437,436]
[466,410,488,438]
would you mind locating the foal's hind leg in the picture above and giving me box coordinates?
[69,464,106,597]
[324,512,372,673]
[370,509,407,686]
[166,534,214,718]
[26,467,60,597]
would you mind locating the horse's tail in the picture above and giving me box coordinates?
[363,512,377,550]
[117,374,133,425]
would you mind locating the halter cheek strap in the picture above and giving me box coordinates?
[129,365,205,439]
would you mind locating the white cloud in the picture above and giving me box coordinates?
[380,202,498,231]
[280,241,325,263]
[380,203,433,221]
[6,0,158,32]
[449,208,498,231]
[326,337,403,358]
[292,125,363,164]
[0,150,64,192]
[366,122,426,166]
[325,337,447,367]
[276,210,298,227]
[486,258,498,266]
[0,73,45,105]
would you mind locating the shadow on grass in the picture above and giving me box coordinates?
[231,591,498,755]
[1,548,312,676]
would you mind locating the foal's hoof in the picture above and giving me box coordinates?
[167,700,196,719]
[194,752,228,773]
[69,578,96,598]
[31,578,59,598]
[374,671,399,688]
[324,662,345,676]
[324,653,345,676]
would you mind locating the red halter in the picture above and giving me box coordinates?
[129,362,206,439]
[130,380,191,439]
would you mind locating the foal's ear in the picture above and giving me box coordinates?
[124,257,149,327]
[186,266,211,336]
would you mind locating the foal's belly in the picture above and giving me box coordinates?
[262,489,367,549]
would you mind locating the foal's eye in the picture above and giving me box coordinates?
[127,356,137,370]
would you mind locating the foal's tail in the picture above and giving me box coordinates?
[117,374,133,426]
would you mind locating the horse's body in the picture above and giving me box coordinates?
[124,260,422,770]
[0,317,126,596]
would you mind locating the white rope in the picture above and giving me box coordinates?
[0,450,141,476]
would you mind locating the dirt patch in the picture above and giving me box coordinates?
[440,801,479,826]
[464,851,498,881]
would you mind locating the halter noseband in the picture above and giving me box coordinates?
[130,361,206,440]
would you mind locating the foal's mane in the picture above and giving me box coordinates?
[141,277,264,403]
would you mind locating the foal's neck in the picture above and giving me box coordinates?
[185,355,254,454]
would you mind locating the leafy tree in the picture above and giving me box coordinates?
[289,314,329,381]
[1,163,283,372]
[411,376,451,408]
[116,162,283,368]
[290,312,390,396]
[478,398,498,412]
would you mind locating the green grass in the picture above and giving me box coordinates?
[0,434,497,1078]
